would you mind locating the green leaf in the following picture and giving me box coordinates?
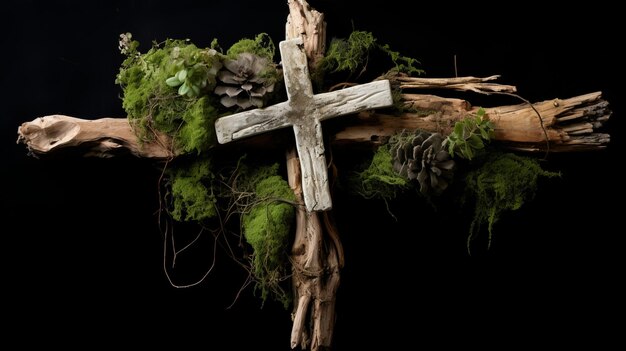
[448,144,456,157]
[463,124,473,139]
[176,69,188,81]
[190,84,200,96]
[166,76,181,87]
[480,128,490,140]
[468,135,484,149]
[454,122,463,136]
[178,82,190,96]
[464,144,474,160]
[476,107,485,118]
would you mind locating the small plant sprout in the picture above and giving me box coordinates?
[444,108,495,160]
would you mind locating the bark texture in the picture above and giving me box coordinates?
[18,88,610,158]
[16,115,174,158]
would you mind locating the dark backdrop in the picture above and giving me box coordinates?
[1,1,622,349]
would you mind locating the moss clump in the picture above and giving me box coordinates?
[319,30,424,77]
[227,33,276,61]
[320,31,377,75]
[169,159,217,222]
[465,153,560,252]
[353,145,409,200]
[240,164,295,307]
[178,97,219,154]
[116,37,221,155]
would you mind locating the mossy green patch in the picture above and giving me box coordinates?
[240,164,295,308]
[465,153,560,252]
[227,33,276,61]
[353,145,409,200]
[320,31,377,75]
[169,159,217,222]
[116,38,221,155]
[178,97,219,154]
[319,30,424,77]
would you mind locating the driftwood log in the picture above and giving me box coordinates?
[17,85,611,157]
[336,87,610,152]
[284,2,343,350]
[287,148,343,350]
[16,116,174,159]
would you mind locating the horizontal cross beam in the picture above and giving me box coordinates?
[214,38,393,211]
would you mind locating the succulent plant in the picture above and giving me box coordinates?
[391,130,455,195]
[416,133,455,194]
[165,48,222,98]
[214,52,276,110]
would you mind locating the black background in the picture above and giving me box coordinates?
[1,1,622,348]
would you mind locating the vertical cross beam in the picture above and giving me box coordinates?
[214,37,393,211]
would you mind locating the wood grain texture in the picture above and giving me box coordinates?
[285,0,326,69]
[214,38,393,211]
[394,74,517,94]
[16,115,174,159]
[334,91,611,152]
[286,148,341,351]
[18,89,610,160]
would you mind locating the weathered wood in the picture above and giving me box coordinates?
[286,0,326,69]
[286,148,341,351]
[18,89,610,158]
[214,37,393,212]
[335,91,611,152]
[392,74,517,94]
[285,3,341,350]
[16,115,174,159]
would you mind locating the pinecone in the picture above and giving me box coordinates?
[391,131,455,194]
[214,53,276,109]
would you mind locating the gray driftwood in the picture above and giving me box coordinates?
[214,37,393,212]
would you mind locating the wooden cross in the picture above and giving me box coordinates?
[214,37,393,212]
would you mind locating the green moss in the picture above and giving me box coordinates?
[117,37,221,154]
[227,33,276,61]
[379,43,424,76]
[240,164,295,308]
[169,159,217,222]
[178,97,219,154]
[465,153,560,252]
[353,145,409,200]
[318,30,424,77]
[320,31,377,75]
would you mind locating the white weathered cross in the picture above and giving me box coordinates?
[214,37,393,211]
